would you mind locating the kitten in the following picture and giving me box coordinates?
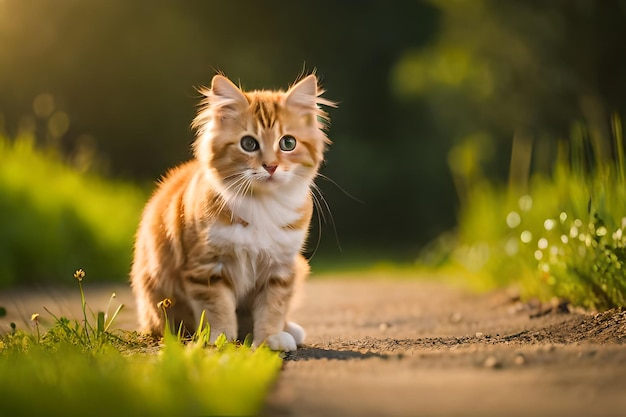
[130,74,334,351]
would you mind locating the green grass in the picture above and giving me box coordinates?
[0,135,147,287]
[447,118,626,309]
[0,270,282,417]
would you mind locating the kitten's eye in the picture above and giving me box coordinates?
[240,135,259,152]
[279,135,297,152]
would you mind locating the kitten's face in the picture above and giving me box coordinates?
[193,75,333,195]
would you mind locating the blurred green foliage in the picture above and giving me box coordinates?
[2,0,626,271]
[0,135,145,287]
[447,117,626,309]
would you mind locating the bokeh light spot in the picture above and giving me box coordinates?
[520,230,532,243]
[47,111,70,139]
[505,238,519,256]
[518,195,533,212]
[506,211,521,228]
[33,93,55,118]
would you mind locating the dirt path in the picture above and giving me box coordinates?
[262,277,626,417]
[1,276,625,417]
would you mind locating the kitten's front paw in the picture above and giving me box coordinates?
[284,321,305,346]
[266,331,298,352]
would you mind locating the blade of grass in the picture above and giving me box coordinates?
[612,113,625,184]
[104,304,124,333]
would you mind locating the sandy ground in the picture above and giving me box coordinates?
[265,277,626,417]
[1,276,625,417]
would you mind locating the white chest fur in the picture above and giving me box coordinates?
[207,185,309,296]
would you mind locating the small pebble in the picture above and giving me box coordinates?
[379,322,390,331]
[483,355,501,369]
[475,332,484,338]
[450,312,463,323]
[514,354,526,365]
[577,349,597,359]
[508,301,525,315]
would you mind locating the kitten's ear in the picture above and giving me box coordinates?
[210,75,248,114]
[285,75,319,110]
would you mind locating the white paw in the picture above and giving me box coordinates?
[284,321,305,346]
[266,331,298,352]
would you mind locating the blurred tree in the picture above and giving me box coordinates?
[392,0,626,183]
[0,0,445,260]
[9,1,626,260]
[0,0,626,258]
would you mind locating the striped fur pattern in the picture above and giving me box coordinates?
[130,75,334,350]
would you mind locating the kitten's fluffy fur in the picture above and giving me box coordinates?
[130,74,334,351]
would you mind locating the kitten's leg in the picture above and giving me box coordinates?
[252,255,308,351]
[187,276,237,342]
[281,254,308,346]
[134,286,164,335]
[252,275,297,351]
[131,274,167,336]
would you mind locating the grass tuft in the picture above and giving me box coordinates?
[0,269,282,416]
[446,117,626,310]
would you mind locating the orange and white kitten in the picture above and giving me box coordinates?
[130,74,334,351]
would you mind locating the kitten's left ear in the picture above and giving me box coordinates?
[210,75,249,116]
[285,75,320,110]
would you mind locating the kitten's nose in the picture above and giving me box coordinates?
[263,164,277,175]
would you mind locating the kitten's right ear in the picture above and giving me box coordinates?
[210,75,248,116]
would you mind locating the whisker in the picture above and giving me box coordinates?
[216,173,248,217]
[228,177,249,215]
[307,188,324,261]
[317,173,364,204]
[309,183,327,223]
[310,181,342,253]
[237,178,253,211]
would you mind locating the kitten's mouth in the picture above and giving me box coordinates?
[260,176,279,187]
[262,171,281,182]
[251,175,279,189]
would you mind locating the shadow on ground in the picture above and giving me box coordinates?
[284,346,389,361]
